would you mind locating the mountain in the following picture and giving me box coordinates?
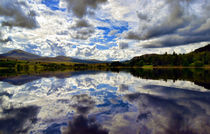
[0,49,41,60]
[193,44,210,53]
[0,49,104,63]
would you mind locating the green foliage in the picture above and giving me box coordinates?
[136,60,144,66]
[127,51,210,67]
[193,61,204,67]
[0,60,16,67]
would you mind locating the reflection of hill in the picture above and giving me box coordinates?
[0,69,104,85]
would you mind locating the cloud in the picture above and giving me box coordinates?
[108,29,118,36]
[137,12,149,21]
[0,32,12,43]
[142,34,210,48]
[123,32,141,40]
[70,19,95,40]
[71,19,92,28]
[0,31,12,44]
[0,37,12,43]
[1,0,209,60]
[118,42,129,49]
[63,0,108,18]
[0,0,38,29]
[123,0,210,48]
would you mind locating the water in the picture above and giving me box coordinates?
[0,69,210,134]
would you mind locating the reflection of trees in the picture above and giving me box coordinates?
[1,68,210,90]
[126,68,210,89]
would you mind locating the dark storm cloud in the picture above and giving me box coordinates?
[137,12,149,21]
[62,115,108,134]
[125,0,189,40]
[144,35,210,48]
[0,0,38,29]
[64,0,108,18]
[125,0,210,48]
[70,28,95,40]
[70,19,95,40]
[0,106,40,134]
[123,32,141,40]
[72,19,92,28]
[118,42,129,49]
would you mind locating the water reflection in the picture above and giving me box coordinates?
[70,94,95,115]
[0,106,39,134]
[124,90,210,134]
[0,69,210,134]
[62,115,108,134]
[0,69,210,89]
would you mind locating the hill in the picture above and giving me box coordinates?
[122,44,210,67]
[193,44,210,53]
[0,49,41,60]
[0,49,104,63]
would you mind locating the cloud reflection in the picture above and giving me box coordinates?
[0,106,40,134]
[62,115,108,134]
[71,94,95,115]
[124,85,210,134]
[0,71,210,134]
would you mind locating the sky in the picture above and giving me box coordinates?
[0,0,210,61]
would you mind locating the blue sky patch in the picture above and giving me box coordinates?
[42,0,65,11]
[89,19,129,50]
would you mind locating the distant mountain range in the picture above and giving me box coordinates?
[0,49,105,63]
[0,44,209,64]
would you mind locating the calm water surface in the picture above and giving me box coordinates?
[0,69,210,134]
